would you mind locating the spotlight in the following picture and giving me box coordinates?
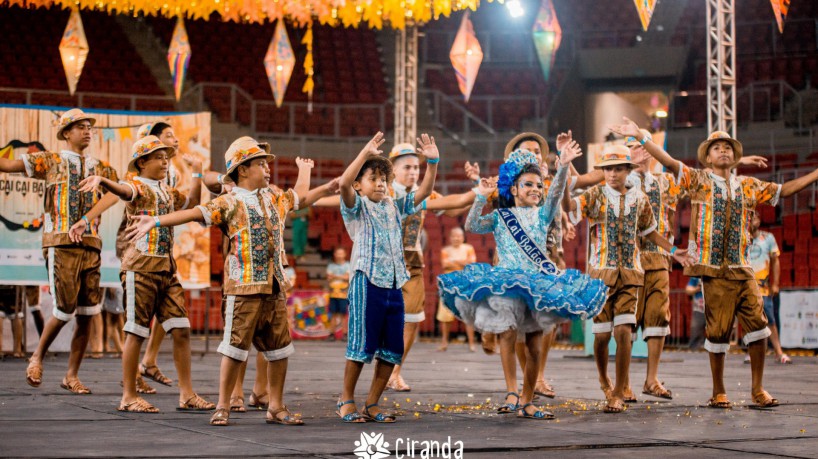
[506,0,525,18]
[655,110,668,118]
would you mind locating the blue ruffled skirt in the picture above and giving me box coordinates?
[438,263,608,334]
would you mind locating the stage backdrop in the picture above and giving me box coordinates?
[0,105,212,288]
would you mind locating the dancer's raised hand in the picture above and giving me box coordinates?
[556,130,573,152]
[361,132,386,158]
[416,133,439,162]
[476,177,497,196]
[559,140,583,166]
[608,117,642,139]
[464,161,481,181]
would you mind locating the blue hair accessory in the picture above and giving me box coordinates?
[497,149,538,202]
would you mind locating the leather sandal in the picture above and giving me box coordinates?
[209,408,230,426]
[386,374,411,392]
[266,406,304,425]
[249,392,269,410]
[642,382,673,400]
[604,397,625,413]
[707,393,732,409]
[177,393,216,411]
[61,378,91,394]
[26,360,43,387]
[139,364,172,386]
[118,397,159,413]
[135,375,156,394]
[751,390,779,409]
[230,396,246,413]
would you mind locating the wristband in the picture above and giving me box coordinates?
[639,136,648,145]
[217,174,225,185]
[153,216,161,228]
[427,157,440,165]
[670,246,677,255]
[191,172,203,179]
[81,215,89,225]
[472,179,480,186]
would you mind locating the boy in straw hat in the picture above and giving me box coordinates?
[562,144,692,414]
[0,108,119,393]
[125,136,337,426]
[334,132,438,423]
[620,129,682,400]
[610,117,818,409]
[69,135,212,413]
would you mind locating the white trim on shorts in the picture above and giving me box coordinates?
[217,295,250,361]
[123,271,150,338]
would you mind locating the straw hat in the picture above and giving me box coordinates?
[224,136,274,175]
[697,131,743,167]
[128,135,175,173]
[594,144,637,169]
[388,142,418,161]
[504,132,549,159]
[625,129,653,148]
[56,108,96,141]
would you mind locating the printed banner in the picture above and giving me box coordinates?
[287,289,337,340]
[779,290,818,349]
[0,106,212,288]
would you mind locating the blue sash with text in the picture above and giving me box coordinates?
[497,207,562,276]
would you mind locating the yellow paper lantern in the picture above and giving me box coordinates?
[58,9,89,95]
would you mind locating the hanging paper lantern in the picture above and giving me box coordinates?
[449,12,483,103]
[633,0,657,31]
[532,0,561,82]
[770,0,791,34]
[301,23,315,114]
[58,9,89,95]
[264,20,296,108]
[167,18,192,101]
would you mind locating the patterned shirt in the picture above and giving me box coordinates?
[570,184,657,287]
[747,230,779,296]
[391,182,440,268]
[675,162,781,279]
[21,150,119,250]
[197,186,298,296]
[120,176,189,272]
[467,164,568,272]
[327,261,351,299]
[341,193,416,289]
[628,170,682,270]
[688,277,705,314]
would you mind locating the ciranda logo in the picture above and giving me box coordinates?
[353,432,390,459]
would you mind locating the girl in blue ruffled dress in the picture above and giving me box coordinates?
[438,143,608,420]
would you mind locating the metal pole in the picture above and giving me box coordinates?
[706,0,737,136]
[394,26,418,145]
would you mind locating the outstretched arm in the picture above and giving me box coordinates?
[780,168,818,198]
[312,194,341,208]
[203,171,230,195]
[540,140,582,227]
[644,231,693,267]
[425,190,477,215]
[68,192,120,243]
[293,157,314,202]
[414,134,439,206]
[78,176,133,200]
[301,178,341,208]
[124,208,205,242]
[609,117,681,175]
[0,158,25,174]
[340,132,385,208]
[464,179,498,234]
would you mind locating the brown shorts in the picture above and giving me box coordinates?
[0,286,21,319]
[436,298,456,323]
[219,292,293,362]
[122,270,189,338]
[636,269,671,338]
[592,277,638,334]
[25,286,41,310]
[701,277,770,353]
[45,246,102,321]
[402,267,426,323]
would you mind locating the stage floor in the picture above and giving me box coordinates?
[1,340,816,458]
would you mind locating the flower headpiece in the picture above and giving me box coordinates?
[497,149,539,202]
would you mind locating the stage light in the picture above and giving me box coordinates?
[655,110,668,118]
[506,0,525,18]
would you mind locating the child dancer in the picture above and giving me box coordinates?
[611,117,818,408]
[126,136,335,425]
[0,109,117,393]
[327,247,351,340]
[624,130,681,400]
[439,145,608,420]
[69,135,212,413]
[563,144,691,414]
[336,132,438,423]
